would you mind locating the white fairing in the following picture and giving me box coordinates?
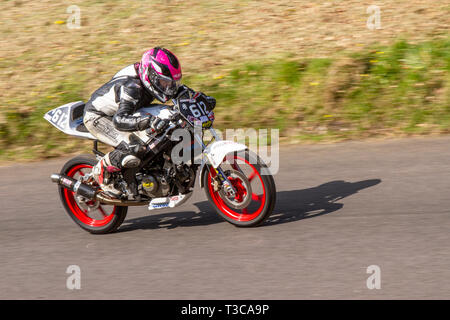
[204,140,248,168]
[44,101,96,140]
[133,104,175,120]
[44,102,174,142]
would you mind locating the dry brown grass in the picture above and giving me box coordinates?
[0,0,448,161]
[0,0,448,107]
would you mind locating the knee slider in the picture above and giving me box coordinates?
[121,155,141,168]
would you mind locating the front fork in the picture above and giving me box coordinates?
[195,129,236,196]
[209,165,236,196]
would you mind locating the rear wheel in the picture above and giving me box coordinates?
[203,150,276,227]
[58,155,128,234]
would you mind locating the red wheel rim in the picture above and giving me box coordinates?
[63,164,116,227]
[208,156,266,222]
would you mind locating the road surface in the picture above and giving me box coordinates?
[1,136,449,299]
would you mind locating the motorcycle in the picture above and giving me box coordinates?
[44,96,276,234]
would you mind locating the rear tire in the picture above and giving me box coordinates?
[58,155,128,234]
[203,150,276,227]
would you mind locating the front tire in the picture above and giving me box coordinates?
[58,155,128,234]
[203,150,276,227]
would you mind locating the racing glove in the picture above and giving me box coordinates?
[203,95,216,111]
[148,117,169,133]
[136,117,151,131]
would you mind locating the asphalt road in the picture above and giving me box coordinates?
[1,136,449,299]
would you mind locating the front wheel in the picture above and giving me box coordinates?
[58,155,128,234]
[203,150,276,227]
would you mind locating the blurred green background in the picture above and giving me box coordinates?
[0,0,449,161]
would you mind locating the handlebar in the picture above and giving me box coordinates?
[145,119,178,141]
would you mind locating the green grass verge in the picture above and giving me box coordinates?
[186,38,449,140]
[1,38,449,161]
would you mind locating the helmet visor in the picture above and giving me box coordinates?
[151,72,181,97]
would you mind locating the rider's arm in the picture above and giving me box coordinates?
[113,80,151,132]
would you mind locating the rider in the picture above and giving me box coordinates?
[83,47,216,197]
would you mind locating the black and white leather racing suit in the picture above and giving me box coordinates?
[83,63,156,168]
[84,63,176,197]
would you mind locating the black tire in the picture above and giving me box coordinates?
[203,150,276,227]
[58,155,128,234]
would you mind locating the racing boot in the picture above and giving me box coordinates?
[92,153,123,199]
[92,146,143,198]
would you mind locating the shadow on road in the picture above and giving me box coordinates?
[119,179,381,232]
[264,179,381,226]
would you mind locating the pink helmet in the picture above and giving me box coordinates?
[138,47,182,102]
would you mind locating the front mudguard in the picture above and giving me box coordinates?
[198,140,247,188]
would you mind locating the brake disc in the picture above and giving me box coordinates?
[218,170,252,210]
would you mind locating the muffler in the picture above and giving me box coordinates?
[51,173,149,206]
[51,173,98,200]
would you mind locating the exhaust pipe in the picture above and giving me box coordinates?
[96,193,149,206]
[50,173,98,200]
[51,173,149,206]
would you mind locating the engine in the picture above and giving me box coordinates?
[140,172,171,198]
[137,159,196,199]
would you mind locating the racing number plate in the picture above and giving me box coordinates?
[179,98,214,128]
